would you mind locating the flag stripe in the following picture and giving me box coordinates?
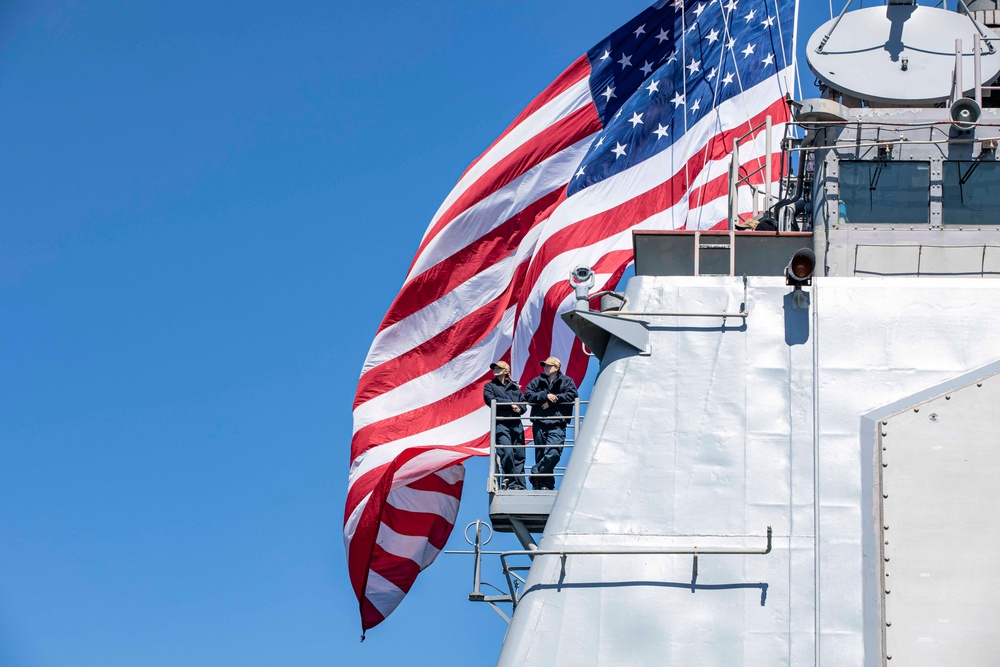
[410,104,602,270]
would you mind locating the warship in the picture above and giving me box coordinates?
[451,1,1000,664]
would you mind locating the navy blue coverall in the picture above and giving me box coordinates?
[484,378,527,489]
[525,371,578,490]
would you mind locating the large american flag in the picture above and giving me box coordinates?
[347,0,795,635]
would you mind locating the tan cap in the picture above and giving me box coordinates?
[539,356,561,368]
[490,360,511,372]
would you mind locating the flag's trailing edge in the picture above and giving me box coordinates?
[347,0,795,635]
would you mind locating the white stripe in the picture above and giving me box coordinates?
[387,484,461,518]
[376,521,442,568]
[362,218,545,376]
[363,254,518,374]
[418,76,593,246]
[365,569,406,619]
[349,408,489,485]
[433,463,464,485]
[344,490,372,544]
[353,307,516,434]
[408,133,596,281]
[393,447,486,489]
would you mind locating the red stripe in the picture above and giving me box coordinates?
[404,470,464,500]
[375,187,560,334]
[353,373,490,456]
[408,102,601,275]
[688,150,783,209]
[355,255,531,410]
[461,55,592,178]
[345,437,487,524]
[382,503,460,545]
[369,544,423,594]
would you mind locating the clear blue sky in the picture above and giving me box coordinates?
[1,2,832,665]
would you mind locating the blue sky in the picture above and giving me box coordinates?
[1,1,833,665]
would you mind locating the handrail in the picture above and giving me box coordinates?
[595,275,748,321]
[447,520,774,620]
[488,398,588,493]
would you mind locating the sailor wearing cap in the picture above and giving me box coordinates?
[524,356,578,490]
[484,360,527,490]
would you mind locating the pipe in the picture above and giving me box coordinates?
[768,143,808,231]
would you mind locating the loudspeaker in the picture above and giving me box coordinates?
[950,98,982,132]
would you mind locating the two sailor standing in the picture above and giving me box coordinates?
[484,356,579,491]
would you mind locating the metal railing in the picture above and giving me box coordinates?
[488,398,587,493]
[447,519,774,623]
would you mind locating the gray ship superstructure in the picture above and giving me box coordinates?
[459,2,1000,664]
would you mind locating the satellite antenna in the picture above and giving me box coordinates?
[806,0,1000,105]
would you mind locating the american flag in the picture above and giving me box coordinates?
[347,0,795,635]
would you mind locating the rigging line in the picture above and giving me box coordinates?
[770,0,789,83]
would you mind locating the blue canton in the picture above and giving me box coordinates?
[573,0,794,196]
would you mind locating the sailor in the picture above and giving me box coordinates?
[525,356,579,490]
[484,361,527,490]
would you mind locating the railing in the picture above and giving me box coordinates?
[487,398,587,493]
[447,519,774,624]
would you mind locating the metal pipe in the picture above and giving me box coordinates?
[694,231,701,276]
[729,140,739,229]
[765,115,773,211]
[956,38,964,103]
[469,520,486,601]
[488,400,498,492]
[815,0,854,54]
[976,33,983,106]
[958,0,996,53]
[498,527,773,563]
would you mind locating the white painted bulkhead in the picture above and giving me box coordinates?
[497,275,1000,666]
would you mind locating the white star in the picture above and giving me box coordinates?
[595,136,605,148]
[744,9,756,22]
[654,123,669,139]
[690,99,701,113]
[601,85,616,101]
[656,28,670,44]
[722,71,734,86]
[671,91,686,107]
[724,0,738,12]
[762,52,775,67]
[761,16,776,28]
[687,22,699,34]
[612,142,628,159]
[673,0,684,8]
[634,24,646,38]
[618,53,633,69]
[706,66,717,81]
[726,37,737,50]
[705,28,720,44]
[667,49,679,64]
[599,49,611,61]
[693,2,706,16]
[687,58,701,75]
[742,43,756,58]
[574,166,586,179]
[628,112,644,127]
[646,79,660,95]
[640,60,654,76]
